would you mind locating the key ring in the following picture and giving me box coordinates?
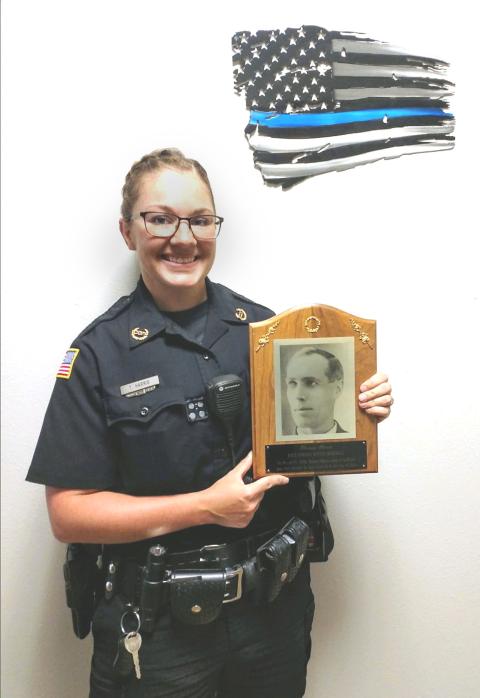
[120,606,141,635]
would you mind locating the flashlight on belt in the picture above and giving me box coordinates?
[140,544,167,633]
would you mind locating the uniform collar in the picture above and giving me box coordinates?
[127,278,169,348]
[205,278,239,322]
[127,277,248,350]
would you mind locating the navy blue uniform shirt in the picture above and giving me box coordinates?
[27,277,308,557]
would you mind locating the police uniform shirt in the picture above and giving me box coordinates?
[27,277,305,557]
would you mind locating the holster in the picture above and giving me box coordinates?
[63,543,102,639]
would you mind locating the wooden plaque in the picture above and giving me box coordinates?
[249,305,378,478]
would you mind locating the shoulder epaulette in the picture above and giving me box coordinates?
[216,282,274,316]
[76,293,134,339]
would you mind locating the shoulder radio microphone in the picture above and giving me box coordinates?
[206,374,246,472]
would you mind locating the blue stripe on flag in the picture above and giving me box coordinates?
[249,108,452,128]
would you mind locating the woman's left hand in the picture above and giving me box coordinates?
[358,372,393,422]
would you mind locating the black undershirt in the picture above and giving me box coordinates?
[163,298,209,344]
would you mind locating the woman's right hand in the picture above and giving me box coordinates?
[201,452,289,529]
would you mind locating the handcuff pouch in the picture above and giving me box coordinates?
[256,517,309,602]
[169,570,225,625]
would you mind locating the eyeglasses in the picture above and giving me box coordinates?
[132,212,223,240]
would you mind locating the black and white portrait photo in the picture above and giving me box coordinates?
[274,338,356,441]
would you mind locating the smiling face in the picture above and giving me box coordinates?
[119,167,216,310]
[286,351,343,433]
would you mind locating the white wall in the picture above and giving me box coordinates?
[2,2,479,697]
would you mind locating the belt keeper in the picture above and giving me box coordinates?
[104,560,118,601]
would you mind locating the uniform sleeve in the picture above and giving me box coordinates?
[26,339,120,489]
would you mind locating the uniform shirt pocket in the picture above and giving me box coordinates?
[104,386,198,495]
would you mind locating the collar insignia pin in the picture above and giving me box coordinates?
[235,308,247,321]
[131,327,149,341]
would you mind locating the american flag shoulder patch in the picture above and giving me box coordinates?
[56,348,80,380]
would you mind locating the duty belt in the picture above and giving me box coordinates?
[104,517,310,628]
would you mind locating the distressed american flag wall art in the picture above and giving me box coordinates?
[232,25,455,189]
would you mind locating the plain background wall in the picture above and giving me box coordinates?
[2,2,479,696]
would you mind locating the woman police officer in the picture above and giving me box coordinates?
[27,148,393,697]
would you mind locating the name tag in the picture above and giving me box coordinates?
[120,375,160,398]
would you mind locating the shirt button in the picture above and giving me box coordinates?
[140,407,149,417]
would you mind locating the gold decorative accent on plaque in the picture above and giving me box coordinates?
[350,320,374,350]
[235,307,247,321]
[255,321,280,352]
[304,315,321,333]
[131,327,149,341]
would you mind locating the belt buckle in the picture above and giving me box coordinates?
[223,565,243,603]
[198,543,225,564]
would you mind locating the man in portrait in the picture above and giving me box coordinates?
[285,347,346,436]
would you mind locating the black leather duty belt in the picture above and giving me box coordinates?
[104,517,310,628]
